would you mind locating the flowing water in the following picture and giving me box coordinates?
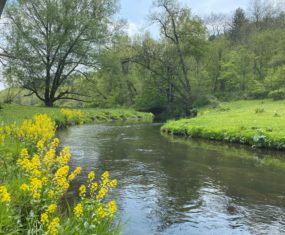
[58,123,285,235]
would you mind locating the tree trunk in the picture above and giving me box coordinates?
[0,0,7,17]
[44,99,54,107]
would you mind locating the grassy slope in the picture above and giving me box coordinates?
[161,99,285,150]
[0,104,154,125]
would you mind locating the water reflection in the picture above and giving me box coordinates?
[58,124,285,235]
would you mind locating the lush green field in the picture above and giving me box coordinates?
[161,100,285,150]
[0,104,154,125]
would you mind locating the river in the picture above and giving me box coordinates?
[58,123,285,235]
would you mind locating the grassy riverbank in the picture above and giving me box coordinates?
[0,105,153,234]
[0,104,154,125]
[161,100,285,150]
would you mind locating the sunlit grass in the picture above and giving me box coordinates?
[162,99,285,150]
[0,104,154,125]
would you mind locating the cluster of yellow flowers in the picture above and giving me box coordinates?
[72,170,118,227]
[18,141,82,201]
[0,186,11,204]
[0,126,5,144]
[18,114,56,144]
[61,108,86,124]
[40,204,60,235]
[13,114,82,234]
[1,113,118,234]
[0,114,56,147]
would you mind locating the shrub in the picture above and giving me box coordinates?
[255,107,265,114]
[247,80,268,99]
[268,89,285,100]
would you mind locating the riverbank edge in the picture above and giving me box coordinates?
[161,120,285,151]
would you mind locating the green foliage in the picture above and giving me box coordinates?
[229,8,248,42]
[3,0,118,107]
[135,79,167,112]
[1,0,285,117]
[247,80,268,99]
[268,89,285,100]
[265,65,285,90]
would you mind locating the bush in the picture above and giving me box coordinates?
[247,81,268,99]
[193,95,219,108]
[268,89,285,100]
[255,107,265,113]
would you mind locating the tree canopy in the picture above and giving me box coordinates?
[1,0,285,118]
[3,0,118,106]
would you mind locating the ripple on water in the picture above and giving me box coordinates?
[59,124,285,235]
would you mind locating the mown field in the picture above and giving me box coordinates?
[161,100,285,150]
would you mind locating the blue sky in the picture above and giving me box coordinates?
[119,0,248,36]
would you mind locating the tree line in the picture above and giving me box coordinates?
[1,0,285,119]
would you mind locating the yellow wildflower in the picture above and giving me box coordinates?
[107,200,117,215]
[96,187,107,201]
[90,182,98,193]
[57,147,71,166]
[97,206,106,218]
[46,204,57,214]
[20,148,29,159]
[48,217,60,235]
[54,165,69,179]
[110,179,118,188]
[42,177,48,183]
[74,203,83,217]
[68,173,76,181]
[74,167,82,174]
[88,171,95,181]
[31,154,41,170]
[30,177,43,191]
[68,167,81,181]
[40,213,49,225]
[102,171,109,180]
[33,192,41,200]
[43,149,56,166]
[79,185,86,198]
[51,138,59,148]
[37,140,45,151]
[20,184,29,191]
[48,190,55,198]
[0,186,11,203]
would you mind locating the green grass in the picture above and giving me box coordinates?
[161,99,285,150]
[0,104,154,125]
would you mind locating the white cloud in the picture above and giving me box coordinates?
[126,21,143,37]
[126,20,160,39]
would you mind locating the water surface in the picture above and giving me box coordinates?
[58,124,285,235]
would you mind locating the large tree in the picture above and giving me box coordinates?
[3,0,118,106]
[124,0,206,116]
